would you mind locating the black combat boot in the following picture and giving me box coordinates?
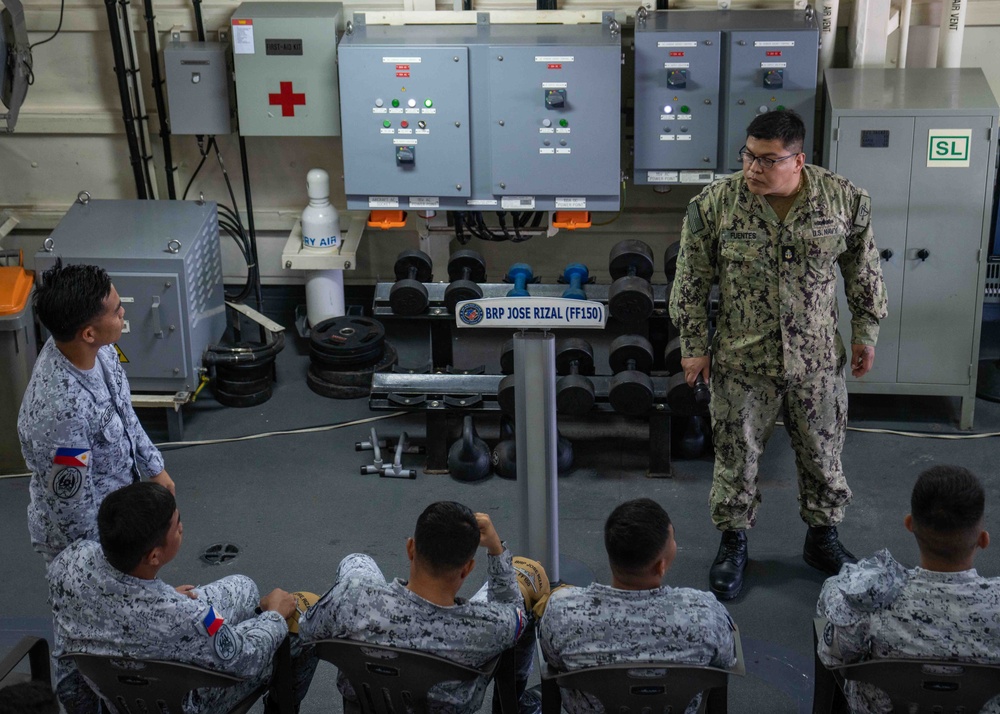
[803,525,857,575]
[709,530,748,600]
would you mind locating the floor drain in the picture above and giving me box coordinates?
[201,543,240,565]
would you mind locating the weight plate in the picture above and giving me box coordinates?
[609,334,655,374]
[216,360,274,382]
[447,249,487,282]
[213,374,273,396]
[213,384,273,408]
[307,369,369,400]
[443,279,483,314]
[608,277,654,324]
[389,279,430,316]
[393,249,433,282]
[555,338,595,376]
[309,343,398,386]
[664,242,681,282]
[609,371,654,416]
[556,374,595,415]
[609,239,654,281]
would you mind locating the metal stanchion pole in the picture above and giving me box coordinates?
[513,331,560,582]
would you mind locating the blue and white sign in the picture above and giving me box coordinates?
[455,297,607,329]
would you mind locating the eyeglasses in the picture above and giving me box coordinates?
[738,145,799,170]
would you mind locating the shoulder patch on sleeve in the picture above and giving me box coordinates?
[822,621,842,659]
[853,193,871,230]
[212,624,243,662]
[202,606,225,636]
[514,609,527,640]
[50,466,83,500]
[687,200,706,234]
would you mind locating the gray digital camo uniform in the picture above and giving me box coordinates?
[669,166,887,530]
[49,540,292,714]
[539,583,736,714]
[19,338,165,562]
[817,549,1000,713]
[299,551,527,713]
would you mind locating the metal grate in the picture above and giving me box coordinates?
[986,256,1000,304]
[200,543,240,565]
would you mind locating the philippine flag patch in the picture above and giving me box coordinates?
[202,607,225,636]
[514,609,527,640]
[53,448,91,468]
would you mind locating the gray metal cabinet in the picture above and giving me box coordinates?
[824,68,998,428]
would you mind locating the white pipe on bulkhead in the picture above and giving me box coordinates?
[936,0,967,67]
[817,0,841,83]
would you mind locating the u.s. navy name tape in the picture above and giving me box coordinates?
[455,297,607,329]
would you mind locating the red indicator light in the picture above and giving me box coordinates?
[669,51,685,57]
[401,120,409,128]
[766,51,782,57]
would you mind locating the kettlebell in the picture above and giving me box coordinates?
[448,415,492,482]
[491,420,574,479]
[678,415,707,459]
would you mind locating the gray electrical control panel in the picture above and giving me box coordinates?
[338,17,621,212]
[825,68,999,428]
[35,200,227,393]
[230,2,342,137]
[634,9,818,185]
[164,41,234,136]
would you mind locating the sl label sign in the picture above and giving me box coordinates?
[927,128,972,168]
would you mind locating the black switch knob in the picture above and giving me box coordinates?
[880,249,893,261]
[917,249,929,261]
[544,88,566,110]
[395,145,415,166]
[667,69,687,89]
[763,69,784,89]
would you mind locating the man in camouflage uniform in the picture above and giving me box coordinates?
[18,260,174,563]
[540,499,736,713]
[817,465,1000,713]
[669,109,887,599]
[49,482,316,714]
[299,501,535,713]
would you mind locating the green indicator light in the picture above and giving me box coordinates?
[680,105,690,114]
[776,104,786,111]
[391,99,400,108]
[383,120,391,128]
[559,119,569,128]
[424,98,433,108]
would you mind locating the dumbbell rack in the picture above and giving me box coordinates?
[370,278,679,477]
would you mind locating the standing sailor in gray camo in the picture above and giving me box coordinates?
[18,261,174,562]
[669,109,887,599]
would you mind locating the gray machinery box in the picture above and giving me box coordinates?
[338,16,621,211]
[164,41,234,136]
[35,200,227,394]
[634,9,818,186]
[824,68,999,428]
[231,2,342,137]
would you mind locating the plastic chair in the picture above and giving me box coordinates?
[62,636,292,714]
[312,638,517,714]
[0,636,51,689]
[812,617,1000,714]
[540,624,746,714]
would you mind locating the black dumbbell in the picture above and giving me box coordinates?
[664,336,682,376]
[448,415,492,482]
[608,240,655,324]
[443,250,487,313]
[497,340,516,414]
[664,242,680,282]
[608,334,655,416]
[389,250,433,316]
[555,338,595,415]
[667,371,711,416]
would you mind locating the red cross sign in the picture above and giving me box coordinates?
[269,81,306,117]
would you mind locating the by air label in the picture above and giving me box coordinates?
[455,297,607,329]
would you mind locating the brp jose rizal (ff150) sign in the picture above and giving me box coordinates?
[455,297,607,329]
